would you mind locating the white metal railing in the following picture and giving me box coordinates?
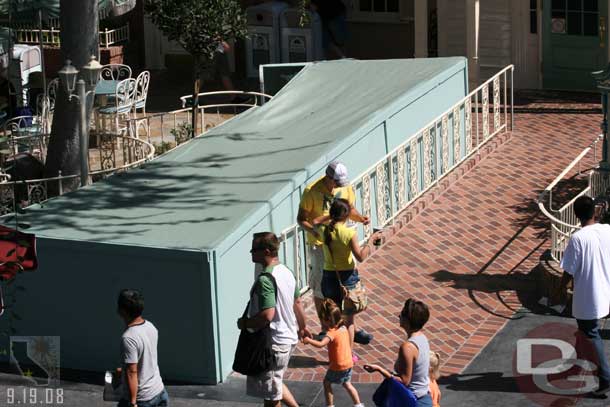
[0,132,155,215]
[126,91,273,155]
[279,65,515,293]
[538,135,609,263]
[14,23,130,48]
[100,24,130,48]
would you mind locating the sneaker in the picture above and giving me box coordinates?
[314,331,327,341]
[354,329,374,345]
[593,380,610,396]
[352,353,359,363]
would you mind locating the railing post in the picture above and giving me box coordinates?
[58,170,63,195]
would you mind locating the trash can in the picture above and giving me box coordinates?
[10,45,42,108]
[245,1,289,78]
[280,9,323,63]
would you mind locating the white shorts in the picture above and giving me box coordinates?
[307,245,325,299]
[246,344,295,401]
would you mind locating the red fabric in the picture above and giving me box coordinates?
[0,225,37,281]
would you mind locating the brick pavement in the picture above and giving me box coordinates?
[283,96,603,383]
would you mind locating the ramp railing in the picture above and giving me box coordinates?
[279,65,515,293]
[125,91,272,155]
[538,135,610,263]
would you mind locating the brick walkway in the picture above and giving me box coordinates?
[284,95,603,383]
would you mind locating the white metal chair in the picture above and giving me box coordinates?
[97,78,136,135]
[99,64,132,81]
[35,78,59,134]
[1,116,46,161]
[133,70,150,115]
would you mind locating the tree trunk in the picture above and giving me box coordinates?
[191,55,202,139]
[44,0,99,193]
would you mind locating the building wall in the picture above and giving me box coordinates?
[478,0,511,82]
[437,0,467,58]
[346,22,414,59]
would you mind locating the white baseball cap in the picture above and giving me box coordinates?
[325,161,349,187]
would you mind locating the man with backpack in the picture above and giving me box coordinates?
[238,232,311,407]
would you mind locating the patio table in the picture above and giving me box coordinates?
[95,80,119,106]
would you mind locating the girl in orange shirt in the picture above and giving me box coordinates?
[429,351,441,407]
[304,299,364,407]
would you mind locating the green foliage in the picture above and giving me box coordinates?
[152,141,175,156]
[144,0,248,69]
[170,122,193,145]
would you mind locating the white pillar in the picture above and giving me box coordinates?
[414,0,429,58]
[465,0,480,89]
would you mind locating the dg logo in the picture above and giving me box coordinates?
[513,322,602,406]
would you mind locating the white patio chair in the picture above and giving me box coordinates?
[97,78,137,135]
[2,115,46,160]
[99,64,132,81]
[35,78,59,134]
[133,70,150,115]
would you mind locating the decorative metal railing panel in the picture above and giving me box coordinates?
[537,134,608,263]
[15,23,130,48]
[0,132,155,215]
[278,65,514,292]
[125,91,273,156]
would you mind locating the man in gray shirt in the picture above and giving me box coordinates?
[116,289,168,407]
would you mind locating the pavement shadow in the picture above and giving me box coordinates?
[439,372,520,393]
[430,264,559,320]
[289,355,327,368]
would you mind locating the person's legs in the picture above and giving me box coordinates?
[138,389,169,407]
[281,384,299,407]
[308,245,326,331]
[344,314,355,350]
[342,381,361,404]
[323,379,334,406]
[325,15,348,59]
[577,319,610,388]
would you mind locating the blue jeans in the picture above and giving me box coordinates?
[118,389,169,407]
[416,393,433,407]
[577,319,610,384]
[322,269,360,310]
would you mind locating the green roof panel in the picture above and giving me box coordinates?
[19,58,467,251]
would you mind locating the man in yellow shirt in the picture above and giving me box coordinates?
[297,161,369,338]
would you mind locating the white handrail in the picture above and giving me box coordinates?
[179,91,273,108]
[537,133,609,262]
[125,90,274,151]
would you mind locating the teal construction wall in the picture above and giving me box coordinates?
[213,60,468,381]
[0,239,218,384]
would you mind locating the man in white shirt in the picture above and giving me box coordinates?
[238,232,311,407]
[560,196,610,396]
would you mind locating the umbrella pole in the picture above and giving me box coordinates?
[39,9,46,100]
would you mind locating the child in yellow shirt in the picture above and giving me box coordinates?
[429,351,441,407]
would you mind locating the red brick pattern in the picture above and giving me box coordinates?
[284,102,603,383]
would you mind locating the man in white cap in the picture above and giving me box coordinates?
[297,161,372,343]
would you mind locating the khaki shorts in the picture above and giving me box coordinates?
[246,343,295,401]
[307,245,325,299]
